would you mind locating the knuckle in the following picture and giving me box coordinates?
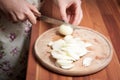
[18,14,26,21]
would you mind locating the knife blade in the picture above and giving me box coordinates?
[37,15,80,29]
[37,15,65,25]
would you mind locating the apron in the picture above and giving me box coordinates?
[0,0,42,80]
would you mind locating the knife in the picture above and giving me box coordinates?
[37,15,80,29]
[37,15,65,25]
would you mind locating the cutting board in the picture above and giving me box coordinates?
[34,26,113,76]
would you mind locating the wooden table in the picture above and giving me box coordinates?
[26,0,120,80]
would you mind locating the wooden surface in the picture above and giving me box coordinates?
[26,0,120,80]
[34,27,113,76]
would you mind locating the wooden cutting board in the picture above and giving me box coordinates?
[34,26,113,76]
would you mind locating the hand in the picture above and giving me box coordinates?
[0,0,40,24]
[54,0,83,25]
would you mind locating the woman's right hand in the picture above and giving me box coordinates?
[0,0,40,24]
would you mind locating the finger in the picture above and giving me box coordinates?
[10,12,18,22]
[69,14,74,24]
[27,3,41,17]
[24,9,36,24]
[72,2,83,25]
[72,6,82,25]
[76,8,83,25]
[59,6,69,23]
[67,14,71,22]
[16,12,27,21]
[66,9,75,24]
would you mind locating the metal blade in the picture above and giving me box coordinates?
[37,15,64,25]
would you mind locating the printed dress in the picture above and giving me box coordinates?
[0,0,42,80]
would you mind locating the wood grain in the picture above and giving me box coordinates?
[34,27,113,76]
[26,0,120,80]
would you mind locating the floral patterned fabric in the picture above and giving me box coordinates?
[0,0,41,80]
